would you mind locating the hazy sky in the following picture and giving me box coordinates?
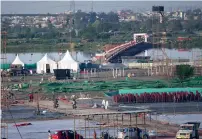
[2,1,202,14]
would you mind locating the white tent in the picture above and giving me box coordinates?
[37,53,57,74]
[58,50,79,72]
[12,54,24,66]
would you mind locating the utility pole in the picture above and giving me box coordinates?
[91,0,94,13]
[1,30,8,139]
[1,31,7,64]
[36,91,40,115]
[152,6,170,77]
[69,0,75,45]
[36,88,42,115]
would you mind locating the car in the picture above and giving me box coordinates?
[48,130,83,139]
[176,122,200,139]
[118,127,149,139]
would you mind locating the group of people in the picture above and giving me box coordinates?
[113,91,202,103]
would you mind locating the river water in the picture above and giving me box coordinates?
[2,48,202,64]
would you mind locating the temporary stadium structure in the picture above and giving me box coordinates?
[12,54,24,66]
[58,50,79,72]
[37,53,57,74]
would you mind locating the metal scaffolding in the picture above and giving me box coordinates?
[73,110,154,139]
[151,6,171,78]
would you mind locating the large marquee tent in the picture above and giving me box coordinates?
[12,54,24,66]
[37,53,57,74]
[58,50,79,72]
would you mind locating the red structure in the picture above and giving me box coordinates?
[94,41,136,62]
[113,91,201,103]
[177,37,192,41]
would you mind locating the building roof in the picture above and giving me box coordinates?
[75,109,154,116]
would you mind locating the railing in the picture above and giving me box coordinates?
[105,41,136,54]
[105,41,136,61]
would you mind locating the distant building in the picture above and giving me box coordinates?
[121,56,151,64]
[41,23,48,28]
[172,11,185,20]
[54,24,63,28]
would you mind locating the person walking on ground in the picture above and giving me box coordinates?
[102,100,106,110]
[93,129,97,139]
[29,93,34,102]
[72,99,77,109]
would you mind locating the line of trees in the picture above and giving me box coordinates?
[2,9,202,49]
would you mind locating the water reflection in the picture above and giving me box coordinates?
[2,48,202,64]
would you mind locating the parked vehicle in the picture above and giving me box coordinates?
[118,127,149,139]
[100,131,111,139]
[48,130,83,139]
[176,122,200,139]
[100,131,116,139]
[9,68,30,76]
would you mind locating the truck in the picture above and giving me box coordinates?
[176,122,200,139]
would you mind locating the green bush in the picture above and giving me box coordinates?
[176,64,194,81]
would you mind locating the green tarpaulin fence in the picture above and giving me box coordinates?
[0,63,37,70]
[0,64,10,70]
[24,63,37,69]
[105,91,119,97]
[119,88,202,95]
[105,88,202,97]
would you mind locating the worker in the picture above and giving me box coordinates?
[72,99,77,109]
[113,95,117,103]
[134,128,139,139]
[93,129,97,139]
[102,99,106,109]
[48,130,51,138]
[61,131,66,139]
[29,93,34,102]
[54,98,59,108]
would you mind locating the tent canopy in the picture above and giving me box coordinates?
[58,50,79,72]
[12,54,24,66]
[37,53,57,74]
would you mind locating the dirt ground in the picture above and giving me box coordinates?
[1,71,202,138]
[1,69,170,104]
[11,99,201,138]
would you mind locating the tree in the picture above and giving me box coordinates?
[74,11,88,30]
[193,8,201,15]
[92,20,101,32]
[176,65,194,84]
[167,20,182,31]
[80,25,97,39]
[145,19,152,31]
[25,28,31,40]
[89,12,97,23]
[107,12,119,23]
